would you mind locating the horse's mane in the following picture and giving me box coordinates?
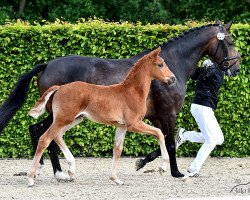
[161,24,219,46]
[132,23,220,58]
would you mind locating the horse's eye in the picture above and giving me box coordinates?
[157,63,163,68]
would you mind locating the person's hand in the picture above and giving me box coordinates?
[202,59,213,70]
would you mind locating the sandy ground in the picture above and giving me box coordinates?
[0,157,249,200]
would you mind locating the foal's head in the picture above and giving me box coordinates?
[147,47,176,85]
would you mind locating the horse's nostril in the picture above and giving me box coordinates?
[235,69,240,74]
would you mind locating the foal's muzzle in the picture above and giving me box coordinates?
[164,75,176,85]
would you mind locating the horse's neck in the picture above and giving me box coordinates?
[122,63,151,100]
[132,27,215,85]
[163,37,213,83]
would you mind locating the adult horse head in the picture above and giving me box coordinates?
[207,20,240,76]
[0,20,241,180]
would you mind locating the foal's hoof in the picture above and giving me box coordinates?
[135,159,146,171]
[27,177,35,187]
[109,176,124,185]
[181,175,191,183]
[36,164,44,176]
[55,171,73,182]
[68,170,75,182]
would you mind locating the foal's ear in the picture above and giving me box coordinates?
[149,47,161,59]
[225,21,233,31]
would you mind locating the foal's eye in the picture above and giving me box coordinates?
[157,63,163,68]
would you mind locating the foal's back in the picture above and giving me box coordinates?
[52,81,129,126]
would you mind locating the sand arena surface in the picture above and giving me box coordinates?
[0,157,249,199]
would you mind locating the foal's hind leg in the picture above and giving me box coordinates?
[110,126,127,185]
[53,116,84,181]
[54,136,76,181]
[29,114,64,177]
[27,122,64,187]
[128,121,169,172]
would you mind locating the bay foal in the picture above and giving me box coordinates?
[27,47,176,186]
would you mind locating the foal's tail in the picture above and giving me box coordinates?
[29,86,60,119]
[0,63,48,134]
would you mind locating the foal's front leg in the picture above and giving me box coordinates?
[128,121,169,172]
[110,126,127,185]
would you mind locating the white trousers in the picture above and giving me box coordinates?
[184,103,224,172]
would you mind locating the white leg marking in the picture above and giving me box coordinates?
[54,171,72,182]
[53,118,83,181]
[55,136,76,180]
[157,131,169,174]
[110,126,127,185]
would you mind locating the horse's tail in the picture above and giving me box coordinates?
[29,86,60,119]
[0,63,48,133]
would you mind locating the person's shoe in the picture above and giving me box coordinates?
[187,169,200,177]
[175,128,186,150]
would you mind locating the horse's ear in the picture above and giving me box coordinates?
[225,21,233,31]
[149,47,161,59]
[215,19,221,25]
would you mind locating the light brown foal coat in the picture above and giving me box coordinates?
[27,47,175,186]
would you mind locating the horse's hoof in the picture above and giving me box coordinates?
[135,159,146,171]
[171,170,184,178]
[55,171,72,182]
[109,176,124,185]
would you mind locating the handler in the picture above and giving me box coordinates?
[176,59,225,177]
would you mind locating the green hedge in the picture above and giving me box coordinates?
[0,20,249,158]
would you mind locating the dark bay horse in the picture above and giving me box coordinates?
[0,21,240,181]
[27,48,175,186]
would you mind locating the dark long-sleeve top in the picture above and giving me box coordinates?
[191,63,225,110]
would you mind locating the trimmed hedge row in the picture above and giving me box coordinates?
[0,20,249,158]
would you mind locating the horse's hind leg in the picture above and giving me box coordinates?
[110,126,127,185]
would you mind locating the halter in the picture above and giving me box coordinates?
[213,24,240,71]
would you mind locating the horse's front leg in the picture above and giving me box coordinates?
[29,114,69,181]
[160,114,184,177]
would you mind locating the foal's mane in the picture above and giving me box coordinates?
[123,53,152,84]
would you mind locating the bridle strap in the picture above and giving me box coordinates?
[212,24,240,71]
